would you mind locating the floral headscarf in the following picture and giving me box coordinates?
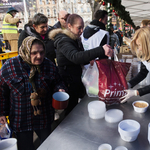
[19,36,45,92]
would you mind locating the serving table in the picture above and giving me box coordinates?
[38,86,150,150]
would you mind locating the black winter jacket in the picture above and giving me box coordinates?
[129,62,150,96]
[49,28,107,98]
[18,24,56,63]
[53,21,61,29]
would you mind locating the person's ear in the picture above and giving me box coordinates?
[99,18,102,22]
[32,24,36,29]
[67,23,71,30]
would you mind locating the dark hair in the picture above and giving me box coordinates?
[64,13,70,21]
[32,39,45,49]
[94,10,108,20]
[32,13,48,26]
[67,14,83,26]
[27,20,33,27]
[134,26,140,31]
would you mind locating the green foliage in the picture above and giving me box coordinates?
[103,0,135,28]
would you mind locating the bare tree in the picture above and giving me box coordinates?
[87,0,102,19]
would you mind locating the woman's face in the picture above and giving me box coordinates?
[136,38,142,51]
[33,23,48,35]
[68,18,84,38]
[30,43,45,65]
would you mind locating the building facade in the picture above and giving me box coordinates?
[0,0,92,30]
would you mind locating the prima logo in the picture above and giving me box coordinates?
[104,89,126,97]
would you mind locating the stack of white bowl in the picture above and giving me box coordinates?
[88,101,106,119]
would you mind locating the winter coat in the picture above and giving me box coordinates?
[2,13,19,40]
[0,56,67,132]
[49,28,107,98]
[53,21,61,29]
[18,24,56,63]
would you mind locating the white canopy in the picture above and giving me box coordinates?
[122,0,150,26]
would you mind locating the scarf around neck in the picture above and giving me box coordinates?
[19,36,45,92]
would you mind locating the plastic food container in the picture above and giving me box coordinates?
[88,101,106,119]
[132,100,149,113]
[114,146,128,150]
[105,109,123,123]
[118,119,140,142]
[98,143,112,150]
[0,138,17,150]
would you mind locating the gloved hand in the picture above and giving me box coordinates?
[120,90,138,103]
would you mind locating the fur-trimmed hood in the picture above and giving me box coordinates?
[49,28,78,41]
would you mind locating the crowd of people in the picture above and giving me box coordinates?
[1,6,150,150]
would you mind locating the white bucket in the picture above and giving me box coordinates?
[0,138,17,150]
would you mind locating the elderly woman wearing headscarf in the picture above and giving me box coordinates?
[0,36,67,150]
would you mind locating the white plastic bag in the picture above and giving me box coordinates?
[82,62,99,97]
[0,123,11,140]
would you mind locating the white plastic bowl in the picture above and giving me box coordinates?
[114,146,128,150]
[105,109,123,123]
[98,143,112,150]
[132,100,149,113]
[0,138,17,150]
[118,119,140,142]
[88,101,106,119]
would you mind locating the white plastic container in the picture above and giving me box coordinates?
[118,119,140,142]
[105,109,123,123]
[0,138,17,150]
[132,100,149,113]
[148,123,150,144]
[88,101,106,119]
[98,143,112,150]
[114,146,128,150]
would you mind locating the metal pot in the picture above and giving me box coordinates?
[52,92,69,109]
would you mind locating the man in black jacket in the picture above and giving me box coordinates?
[18,13,56,64]
[53,10,69,29]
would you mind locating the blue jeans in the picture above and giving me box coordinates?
[16,127,51,150]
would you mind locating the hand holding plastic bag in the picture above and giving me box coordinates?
[120,90,137,103]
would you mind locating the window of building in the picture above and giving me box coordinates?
[81,7,83,13]
[39,0,42,5]
[67,0,70,3]
[46,0,49,4]
[87,7,90,13]
[53,8,56,17]
[68,8,71,13]
[48,19,51,25]
[47,8,50,16]
[74,7,77,13]
[74,0,76,3]
[52,0,55,4]
[40,8,43,13]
